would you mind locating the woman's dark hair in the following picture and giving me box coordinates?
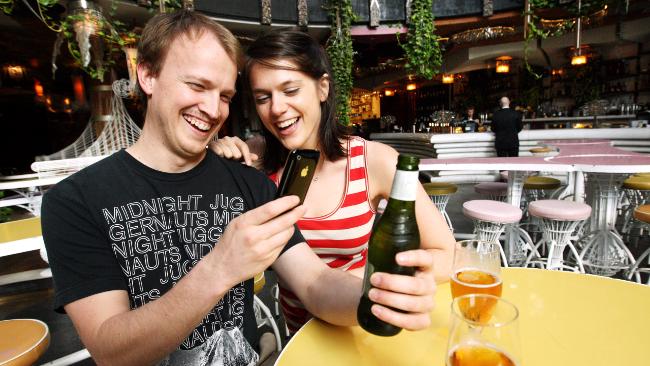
[244,30,349,174]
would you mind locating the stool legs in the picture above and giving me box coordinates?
[625,221,650,284]
[429,194,453,232]
[626,246,650,285]
[472,220,509,267]
[504,224,536,266]
[525,219,586,273]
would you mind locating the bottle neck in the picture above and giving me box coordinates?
[389,169,418,202]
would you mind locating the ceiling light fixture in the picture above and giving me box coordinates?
[495,56,512,73]
[571,0,588,66]
[442,74,454,84]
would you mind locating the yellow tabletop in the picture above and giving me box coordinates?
[275,268,650,366]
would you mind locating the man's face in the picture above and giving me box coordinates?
[139,31,238,160]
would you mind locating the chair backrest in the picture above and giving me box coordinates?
[0,217,43,259]
[0,217,41,244]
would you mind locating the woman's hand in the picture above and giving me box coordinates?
[366,249,437,331]
[208,136,259,166]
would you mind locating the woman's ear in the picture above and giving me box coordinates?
[318,73,330,102]
[137,63,155,95]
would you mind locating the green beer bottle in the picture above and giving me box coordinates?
[357,154,421,336]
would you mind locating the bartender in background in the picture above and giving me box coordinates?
[462,106,480,133]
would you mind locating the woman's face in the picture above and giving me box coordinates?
[249,60,329,151]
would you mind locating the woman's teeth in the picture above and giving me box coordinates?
[278,117,299,130]
[186,116,210,131]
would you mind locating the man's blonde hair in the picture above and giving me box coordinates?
[136,10,243,101]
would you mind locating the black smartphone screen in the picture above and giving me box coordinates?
[275,149,320,205]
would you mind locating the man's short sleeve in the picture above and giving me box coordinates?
[41,179,127,312]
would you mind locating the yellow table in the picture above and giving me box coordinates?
[275,268,650,366]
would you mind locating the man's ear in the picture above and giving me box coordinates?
[137,63,155,95]
[318,73,330,102]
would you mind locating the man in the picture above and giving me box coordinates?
[41,10,438,366]
[462,106,479,133]
[491,96,523,157]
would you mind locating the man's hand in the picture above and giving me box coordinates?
[209,136,259,166]
[366,249,436,331]
[207,195,305,289]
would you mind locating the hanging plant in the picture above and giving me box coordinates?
[399,0,442,80]
[523,0,611,78]
[3,0,178,81]
[324,0,355,126]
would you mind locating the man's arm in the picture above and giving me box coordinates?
[273,243,437,331]
[65,196,305,366]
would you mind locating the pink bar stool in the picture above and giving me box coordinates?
[462,200,523,267]
[474,182,508,202]
[524,200,592,273]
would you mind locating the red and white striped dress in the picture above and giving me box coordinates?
[277,136,376,333]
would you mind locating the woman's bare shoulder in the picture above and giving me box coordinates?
[365,140,398,166]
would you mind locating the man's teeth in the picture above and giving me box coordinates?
[278,117,299,129]
[186,116,210,131]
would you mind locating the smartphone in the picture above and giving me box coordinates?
[275,149,320,205]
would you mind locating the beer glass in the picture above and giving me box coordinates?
[446,294,521,366]
[450,240,502,300]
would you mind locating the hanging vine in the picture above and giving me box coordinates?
[523,0,611,78]
[324,0,355,126]
[399,0,442,79]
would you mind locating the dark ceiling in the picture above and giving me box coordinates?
[1,0,650,91]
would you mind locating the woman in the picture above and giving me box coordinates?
[212,30,455,334]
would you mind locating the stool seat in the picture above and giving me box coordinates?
[463,200,522,224]
[622,176,650,190]
[474,182,508,195]
[0,319,49,366]
[423,182,458,195]
[523,176,561,190]
[529,146,553,154]
[528,200,592,221]
[633,204,650,224]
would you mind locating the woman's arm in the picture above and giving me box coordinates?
[208,135,264,168]
[366,141,455,283]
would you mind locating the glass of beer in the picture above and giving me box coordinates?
[447,294,521,366]
[450,240,502,300]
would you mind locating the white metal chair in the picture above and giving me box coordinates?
[253,272,283,353]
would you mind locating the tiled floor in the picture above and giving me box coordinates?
[1,183,647,365]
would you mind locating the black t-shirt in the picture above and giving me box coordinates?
[41,149,303,365]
